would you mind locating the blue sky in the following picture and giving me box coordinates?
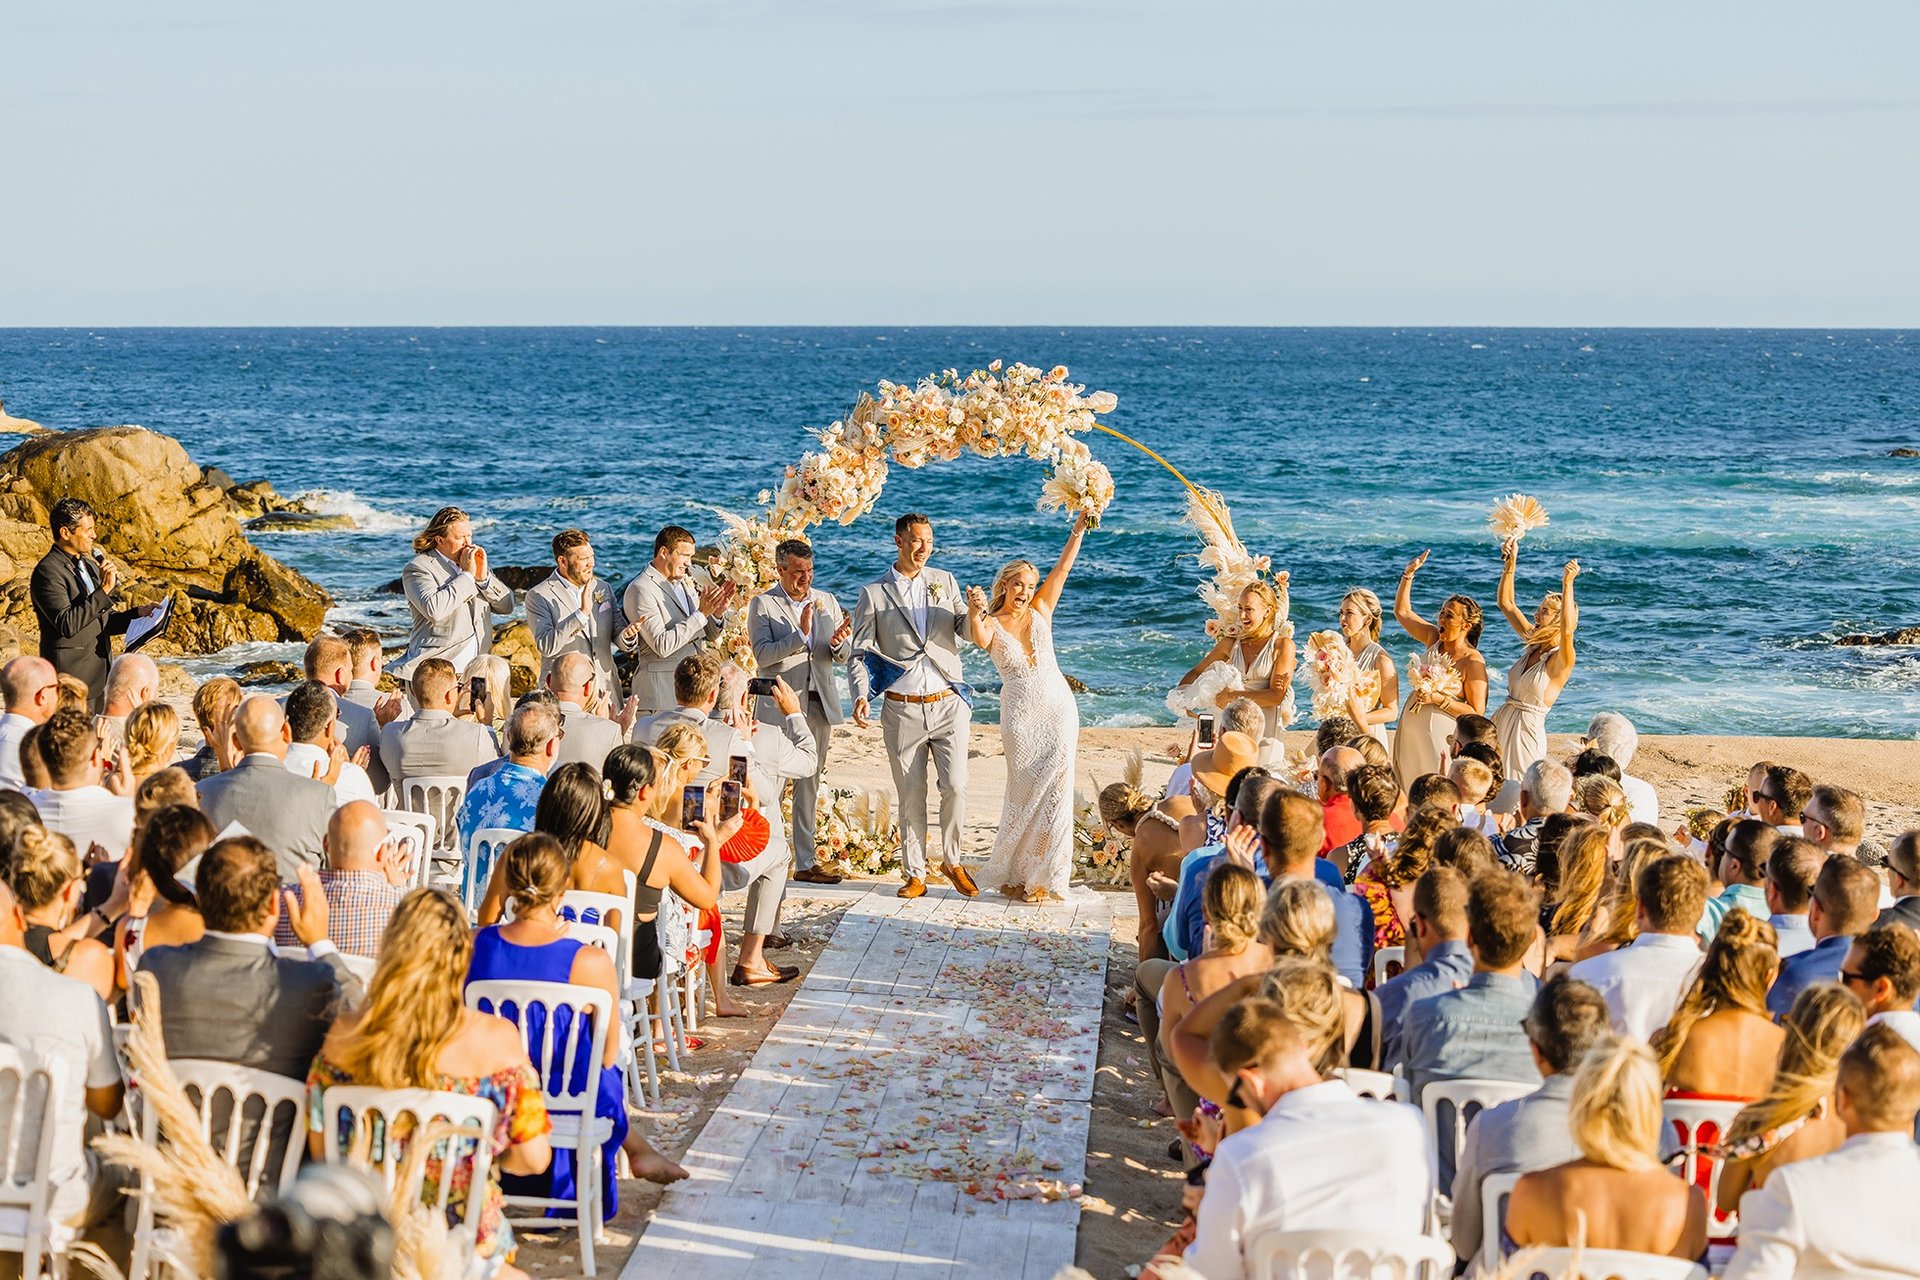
[3,1,1916,325]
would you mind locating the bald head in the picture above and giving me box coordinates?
[548,652,595,705]
[232,695,291,759]
[2,657,60,724]
[1319,746,1366,800]
[104,653,159,716]
[326,800,391,872]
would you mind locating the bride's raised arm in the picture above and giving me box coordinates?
[1033,511,1090,614]
[964,584,996,648]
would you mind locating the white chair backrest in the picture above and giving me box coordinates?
[1512,1247,1708,1280]
[382,810,436,890]
[1373,946,1406,987]
[1420,1078,1535,1177]
[1334,1068,1402,1102]
[463,826,524,917]
[1477,1171,1522,1270]
[400,776,468,854]
[1244,1226,1452,1280]
[0,1043,61,1275]
[337,951,377,983]
[465,980,612,1114]
[1660,1097,1745,1240]
[314,1086,498,1231]
[560,894,633,992]
[160,1059,308,1198]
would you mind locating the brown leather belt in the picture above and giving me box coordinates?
[884,690,954,704]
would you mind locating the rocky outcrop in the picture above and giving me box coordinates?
[1834,627,1920,647]
[491,620,541,696]
[0,400,48,437]
[0,426,332,655]
[1891,448,1919,459]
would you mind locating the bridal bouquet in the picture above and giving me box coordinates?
[1488,493,1551,543]
[1038,439,1116,526]
[1303,630,1381,720]
[1405,651,1465,703]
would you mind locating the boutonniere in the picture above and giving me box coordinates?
[929,581,947,603]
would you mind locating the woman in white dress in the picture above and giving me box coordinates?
[966,513,1090,903]
[1390,551,1489,786]
[1174,578,1297,738]
[1336,588,1400,747]
[1491,542,1581,777]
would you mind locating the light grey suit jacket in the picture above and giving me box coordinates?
[747,586,849,725]
[620,565,721,713]
[326,690,389,796]
[195,754,338,880]
[847,567,967,705]
[554,700,626,773]
[631,704,746,787]
[394,551,515,678]
[379,709,500,784]
[527,571,619,707]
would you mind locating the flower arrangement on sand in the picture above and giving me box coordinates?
[1072,791,1133,885]
[810,786,904,877]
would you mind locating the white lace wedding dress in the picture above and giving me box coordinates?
[979,607,1081,900]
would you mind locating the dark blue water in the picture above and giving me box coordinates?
[4,327,1917,736]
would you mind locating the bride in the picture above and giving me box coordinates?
[966,512,1090,903]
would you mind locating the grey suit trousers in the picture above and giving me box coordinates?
[759,693,834,871]
[880,692,969,879]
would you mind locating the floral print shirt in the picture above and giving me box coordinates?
[455,761,547,852]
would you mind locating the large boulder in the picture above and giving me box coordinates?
[491,620,541,696]
[0,426,333,655]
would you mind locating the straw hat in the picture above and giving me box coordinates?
[1191,731,1260,796]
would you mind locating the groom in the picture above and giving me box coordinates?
[850,513,980,900]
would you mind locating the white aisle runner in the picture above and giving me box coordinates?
[623,885,1111,1279]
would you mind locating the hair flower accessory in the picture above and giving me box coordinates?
[601,779,616,801]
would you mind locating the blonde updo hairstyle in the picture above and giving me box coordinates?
[1574,775,1631,831]
[1340,588,1384,643]
[124,701,181,777]
[988,560,1040,614]
[7,824,81,913]
[1203,862,1266,953]
[1258,878,1336,961]
[1568,1037,1665,1172]
[1256,955,1347,1076]
[1097,782,1155,834]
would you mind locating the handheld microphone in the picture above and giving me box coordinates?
[91,549,106,566]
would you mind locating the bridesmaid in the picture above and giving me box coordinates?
[1336,588,1400,747]
[1176,577,1297,738]
[1491,541,1581,777]
[1390,551,1487,784]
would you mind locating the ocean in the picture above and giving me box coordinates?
[3,327,1917,738]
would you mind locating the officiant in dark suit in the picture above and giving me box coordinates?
[29,497,157,712]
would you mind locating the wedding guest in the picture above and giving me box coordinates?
[1506,1037,1708,1259]
[1451,974,1612,1262]
[307,889,552,1277]
[1407,773,1461,815]
[1801,782,1864,856]
[631,652,726,749]
[1445,712,1499,778]
[1259,788,1372,987]
[1175,578,1297,738]
[1571,748,1622,784]
[1326,763,1397,883]
[1159,698,1266,804]
[116,805,212,974]
[0,656,60,789]
[1491,544,1579,779]
[1433,825,1497,880]
[454,701,560,853]
[1702,818,1779,942]
[527,529,620,708]
[98,652,159,750]
[123,701,180,784]
[0,875,126,1233]
[1449,756,1496,829]
[1546,822,1612,963]
[1498,758,1573,874]
[196,696,336,880]
[1723,1025,1920,1280]
[1377,865,1474,1070]
[181,674,242,781]
[546,653,624,772]
[27,707,136,859]
[1582,833,1677,960]
[304,632,391,795]
[1766,838,1823,958]
[1335,587,1399,747]
[1715,985,1866,1214]
[1182,995,1431,1280]
[1392,551,1488,784]
[283,682,379,806]
[1256,880,1371,1065]
[1572,773,1632,844]
[1586,712,1659,825]
[1353,803,1451,953]
[380,657,501,783]
[1768,854,1880,1016]
[394,505,515,679]
[272,801,410,959]
[474,763,622,928]
[29,496,157,712]
[1569,855,1708,1039]
[1876,831,1920,932]
[1841,924,1920,1051]
[1315,745,1366,856]
[8,824,116,1000]
[1653,909,1783,1095]
[341,627,404,721]
[1750,764,1812,838]
[458,654,511,731]
[618,524,733,715]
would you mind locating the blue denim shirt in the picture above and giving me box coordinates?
[1377,939,1475,1071]
[1165,850,1368,987]
[1768,933,1850,1017]
[1769,912,1813,959]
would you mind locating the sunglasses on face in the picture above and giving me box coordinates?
[1839,970,1871,986]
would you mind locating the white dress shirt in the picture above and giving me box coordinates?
[0,712,34,789]
[885,566,944,696]
[1868,1009,1920,1054]
[284,741,379,807]
[27,784,137,860]
[1186,1079,1433,1280]
[1724,1132,1920,1280]
[1621,772,1659,826]
[1567,930,1704,1041]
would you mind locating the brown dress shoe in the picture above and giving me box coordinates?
[942,863,979,898]
[793,867,845,885]
[897,877,926,899]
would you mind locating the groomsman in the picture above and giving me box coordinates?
[748,539,852,885]
[527,529,619,710]
[618,524,736,717]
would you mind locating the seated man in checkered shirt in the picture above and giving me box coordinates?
[274,800,411,958]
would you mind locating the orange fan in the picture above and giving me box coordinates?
[720,808,771,864]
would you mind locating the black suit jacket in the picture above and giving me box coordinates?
[1876,896,1920,933]
[30,546,134,705]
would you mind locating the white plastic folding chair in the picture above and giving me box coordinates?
[463,827,525,921]
[1243,1226,1453,1280]
[1333,1067,1402,1101]
[1476,1171,1522,1271]
[1661,1096,1745,1243]
[382,809,437,891]
[1373,946,1406,987]
[399,775,468,857]
[315,1086,497,1241]
[0,1044,68,1280]
[465,980,615,1276]
[129,1060,307,1280]
[1513,1248,1707,1280]
[1420,1079,1535,1189]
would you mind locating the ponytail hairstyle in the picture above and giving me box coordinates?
[1202,863,1265,954]
[1574,775,1631,831]
[7,824,80,912]
[128,804,215,910]
[123,701,181,777]
[1568,1037,1664,1171]
[412,505,469,555]
[603,744,659,810]
[1441,593,1485,648]
[1340,588,1384,643]
[499,833,573,915]
[1652,908,1780,1077]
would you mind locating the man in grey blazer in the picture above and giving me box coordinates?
[380,658,501,784]
[303,632,392,797]
[617,524,735,715]
[393,505,515,679]
[748,538,851,884]
[631,654,748,775]
[547,652,626,771]
[848,513,978,900]
[527,529,621,711]
[197,695,338,881]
